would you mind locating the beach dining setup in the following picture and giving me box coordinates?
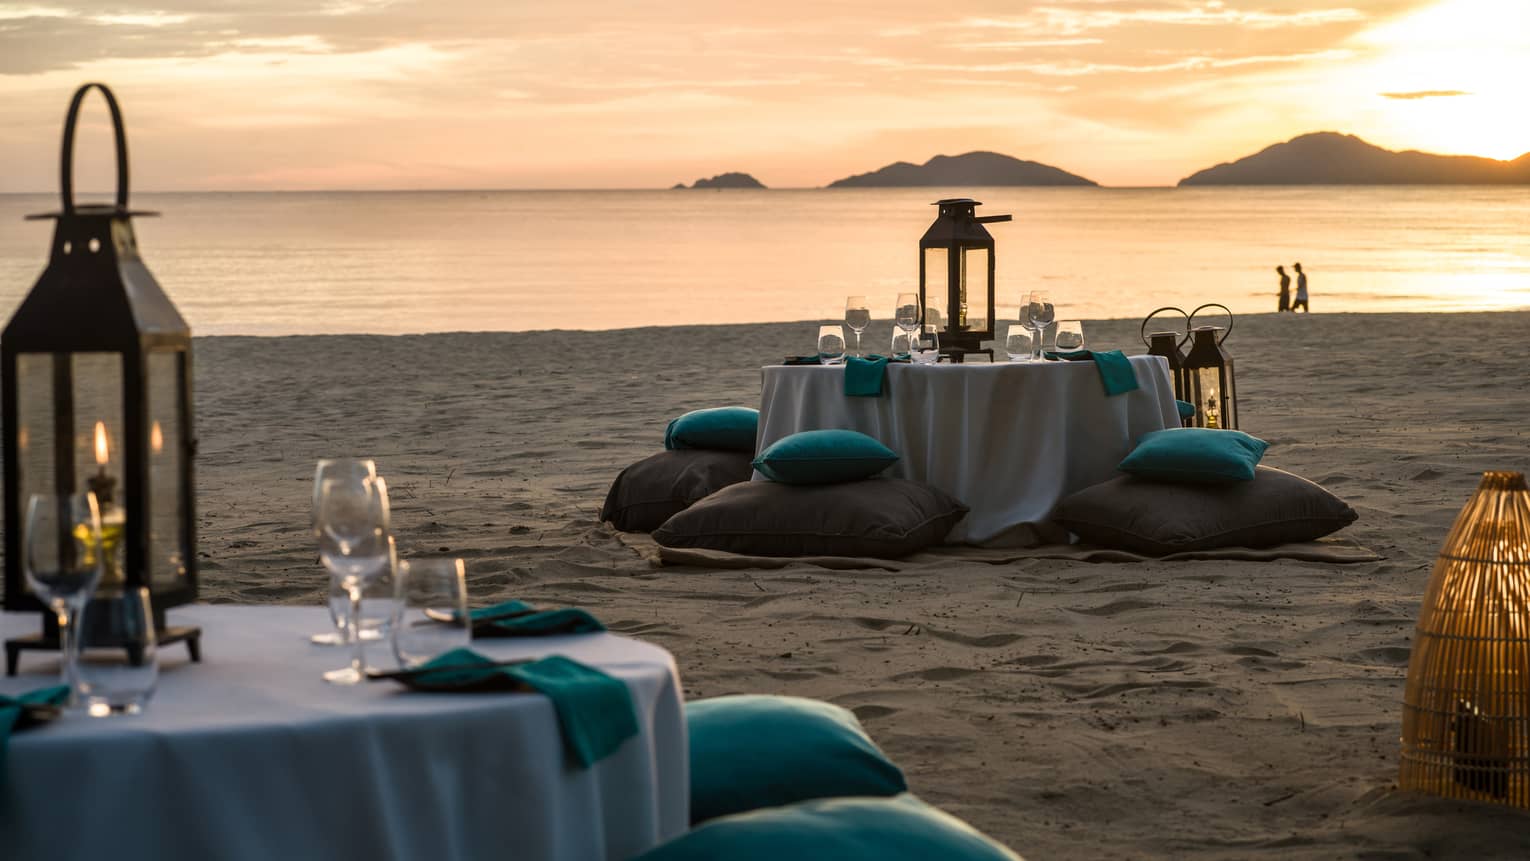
[7,83,1530,861]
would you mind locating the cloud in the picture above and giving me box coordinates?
[1380,89,1469,99]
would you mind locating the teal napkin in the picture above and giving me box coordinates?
[410,648,639,767]
[1,684,68,774]
[465,600,607,638]
[843,354,910,397]
[1175,399,1196,421]
[1046,349,1139,396]
[845,355,889,397]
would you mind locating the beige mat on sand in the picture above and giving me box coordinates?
[616,531,1382,572]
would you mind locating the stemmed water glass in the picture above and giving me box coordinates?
[893,293,920,354]
[1023,291,1056,361]
[844,296,870,358]
[316,474,392,684]
[311,458,376,646]
[23,492,104,704]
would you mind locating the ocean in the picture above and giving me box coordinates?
[1,186,1527,336]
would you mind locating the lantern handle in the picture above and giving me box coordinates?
[1139,306,1190,349]
[1188,303,1233,345]
[59,82,130,216]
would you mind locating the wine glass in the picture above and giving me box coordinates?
[392,557,470,669]
[1055,320,1085,352]
[311,458,376,646]
[1023,291,1056,361]
[316,475,392,684]
[23,492,104,704]
[1004,324,1034,362]
[844,296,871,358]
[75,586,157,716]
[817,325,847,365]
[894,293,921,345]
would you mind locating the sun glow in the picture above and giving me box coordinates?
[1348,0,1530,159]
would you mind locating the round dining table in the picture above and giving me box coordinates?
[0,604,688,861]
[757,355,1179,546]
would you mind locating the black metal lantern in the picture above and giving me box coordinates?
[1140,306,1192,424]
[1182,314,1238,430]
[919,199,1011,362]
[3,83,200,675]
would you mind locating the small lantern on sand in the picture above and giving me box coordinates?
[1399,471,1530,807]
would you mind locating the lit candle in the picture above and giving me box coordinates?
[87,421,116,505]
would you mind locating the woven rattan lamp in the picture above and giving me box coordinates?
[1399,471,1530,807]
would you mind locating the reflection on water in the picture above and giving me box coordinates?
[1,186,1527,335]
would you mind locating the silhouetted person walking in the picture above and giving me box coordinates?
[1276,265,1290,312]
[1291,263,1309,312]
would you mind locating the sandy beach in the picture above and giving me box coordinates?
[186,311,1530,859]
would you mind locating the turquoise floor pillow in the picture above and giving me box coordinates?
[686,695,907,824]
[665,407,759,452]
[634,795,1023,861]
[1118,427,1268,483]
[752,429,898,485]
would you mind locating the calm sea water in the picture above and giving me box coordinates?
[0,187,1526,335]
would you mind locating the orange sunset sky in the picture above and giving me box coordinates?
[0,0,1524,191]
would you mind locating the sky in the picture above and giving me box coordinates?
[0,0,1526,191]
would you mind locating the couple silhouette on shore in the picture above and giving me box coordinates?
[1276,263,1309,313]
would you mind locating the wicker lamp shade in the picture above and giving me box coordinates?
[1399,471,1530,807]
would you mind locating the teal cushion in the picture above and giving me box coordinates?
[752,430,898,485]
[686,695,907,824]
[634,795,1022,861]
[1118,427,1269,483]
[665,407,759,452]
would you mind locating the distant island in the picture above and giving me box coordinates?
[671,172,766,190]
[826,151,1097,188]
[1179,132,1530,186]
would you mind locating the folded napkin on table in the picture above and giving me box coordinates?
[465,600,606,638]
[404,648,638,767]
[782,356,822,365]
[844,354,911,397]
[1175,399,1196,421]
[1,684,68,773]
[1045,349,1139,396]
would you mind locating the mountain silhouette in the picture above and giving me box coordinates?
[672,172,766,189]
[1179,133,1530,185]
[826,151,1097,188]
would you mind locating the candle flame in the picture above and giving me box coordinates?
[151,421,164,454]
[94,421,109,466]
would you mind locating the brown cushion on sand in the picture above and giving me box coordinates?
[1053,465,1358,556]
[602,450,755,533]
[652,478,968,559]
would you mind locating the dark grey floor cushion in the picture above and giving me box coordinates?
[601,450,755,533]
[652,478,968,559]
[1054,465,1358,556]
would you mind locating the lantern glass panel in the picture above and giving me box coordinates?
[959,246,989,333]
[147,349,187,589]
[1195,366,1223,428]
[15,353,57,518]
[923,247,948,316]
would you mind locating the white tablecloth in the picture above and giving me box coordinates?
[757,356,1178,545]
[0,605,688,861]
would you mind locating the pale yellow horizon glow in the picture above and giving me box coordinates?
[0,0,1523,192]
